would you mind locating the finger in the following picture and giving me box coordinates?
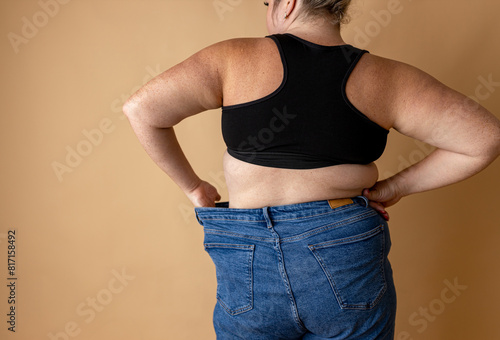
[368,201,390,221]
[368,200,385,212]
[381,211,390,221]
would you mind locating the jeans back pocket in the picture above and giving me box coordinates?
[308,225,387,310]
[204,243,255,315]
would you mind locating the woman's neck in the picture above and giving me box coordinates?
[285,20,345,46]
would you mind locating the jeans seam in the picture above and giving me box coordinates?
[263,204,308,333]
[196,204,356,223]
[308,224,383,249]
[205,244,255,316]
[308,225,388,310]
[199,217,267,223]
[204,229,275,242]
[216,244,254,315]
[341,225,387,310]
[342,225,387,310]
[270,205,354,222]
[281,210,378,243]
[273,234,307,333]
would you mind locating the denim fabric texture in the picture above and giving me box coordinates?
[195,197,397,339]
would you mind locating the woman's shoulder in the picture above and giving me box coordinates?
[351,51,442,102]
[200,36,276,59]
[354,51,420,79]
[196,37,281,83]
[347,51,448,130]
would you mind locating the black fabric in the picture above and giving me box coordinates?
[221,33,389,169]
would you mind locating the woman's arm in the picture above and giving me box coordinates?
[362,58,500,216]
[123,43,226,207]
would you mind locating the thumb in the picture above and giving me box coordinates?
[362,187,383,201]
[363,179,403,209]
[363,179,396,202]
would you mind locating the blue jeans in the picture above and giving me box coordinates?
[195,197,396,339]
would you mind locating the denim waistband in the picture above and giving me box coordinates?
[195,196,369,224]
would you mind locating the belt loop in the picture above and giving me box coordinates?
[262,207,273,229]
[357,195,369,208]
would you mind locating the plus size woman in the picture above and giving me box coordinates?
[123,0,500,338]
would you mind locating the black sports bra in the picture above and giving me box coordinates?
[221,33,389,169]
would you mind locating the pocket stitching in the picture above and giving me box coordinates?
[309,225,384,250]
[204,243,255,316]
[308,225,387,310]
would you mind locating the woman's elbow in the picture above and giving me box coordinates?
[122,97,141,121]
[122,94,172,128]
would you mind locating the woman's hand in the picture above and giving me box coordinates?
[362,178,405,221]
[186,180,222,208]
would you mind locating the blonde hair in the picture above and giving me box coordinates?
[276,0,352,25]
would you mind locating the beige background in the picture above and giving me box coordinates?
[0,0,499,339]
